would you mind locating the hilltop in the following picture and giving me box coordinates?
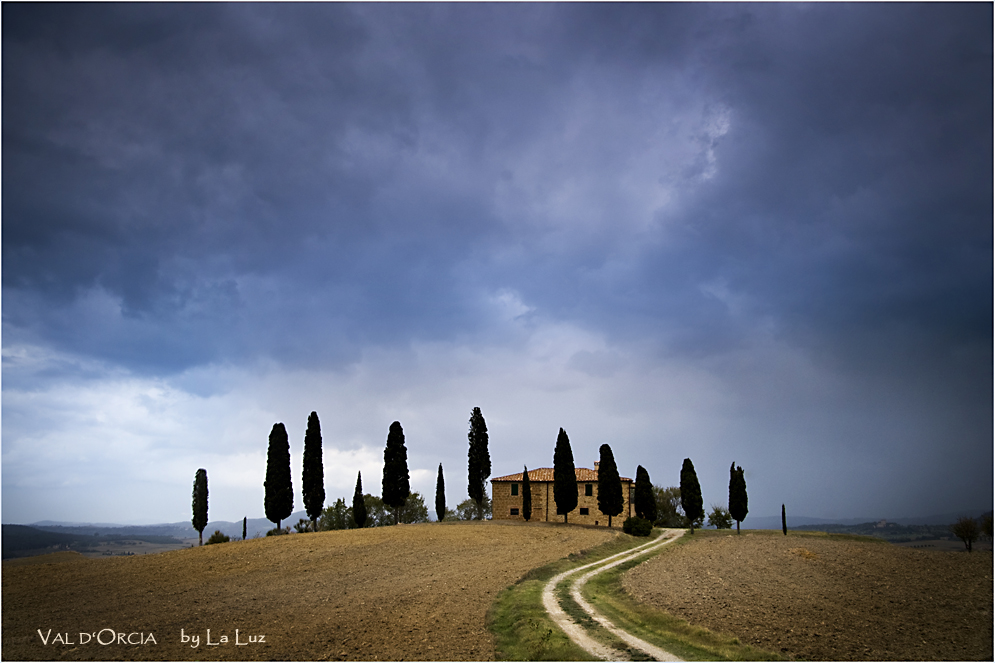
[2,520,616,661]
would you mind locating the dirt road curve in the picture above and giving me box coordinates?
[2,521,617,661]
[543,528,684,662]
[623,531,993,661]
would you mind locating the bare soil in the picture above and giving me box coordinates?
[2,521,617,661]
[622,530,993,661]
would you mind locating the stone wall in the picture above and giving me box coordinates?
[492,480,633,527]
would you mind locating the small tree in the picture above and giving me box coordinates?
[302,411,325,533]
[782,504,787,535]
[382,421,410,524]
[951,516,979,553]
[522,466,532,522]
[264,423,294,529]
[467,407,491,520]
[435,463,446,522]
[983,513,993,541]
[707,504,733,529]
[597,444,624,527]
[728,462,748,534]
[653,485,684,527]
[679,458,703,534]
[553,428,578,523]
[205,530,229,545]
[353,472,367,528]
[634,466,657,523]
[319,498,351,531]
[456,495,492,520]
[192,468,208,546]
[397,491,430,523]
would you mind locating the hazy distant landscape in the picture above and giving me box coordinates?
[7,507,991,561]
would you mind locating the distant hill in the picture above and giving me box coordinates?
[738,509,992,531]
[1,524,184,560]
[28,510,313,542]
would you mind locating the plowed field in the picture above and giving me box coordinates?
[2,521,617,661]
[623,530,993,661]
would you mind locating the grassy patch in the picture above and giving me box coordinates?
[487,532,649,661]
[489,577,596,661]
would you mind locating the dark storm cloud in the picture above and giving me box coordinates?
[3,3,991,382]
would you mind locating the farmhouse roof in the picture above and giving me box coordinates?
[491,467,632,483]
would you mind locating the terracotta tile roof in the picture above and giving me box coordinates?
[492,467,632,483]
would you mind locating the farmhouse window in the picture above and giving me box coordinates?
[510,508,519,515]
[579,508,589,515]
[585,484,593,496]
[511,483,518,496]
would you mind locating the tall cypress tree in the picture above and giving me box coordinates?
[634,465,657,523]
[192,468,208,546]
[522,465,532,522]
[467,407,491,520]
[242,516,247,541]
[597,444,623,527]
[782,504,787,535]
[728,462,749,534]
[553,428,577,523]
[302,411,325,533]
[382,421,410,525]
[353,471,367,528]
[264,423,294,529]
[435,463,446,522]
[679,458,703,534]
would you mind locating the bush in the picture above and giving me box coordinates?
[266,526,291,536]
[204,530,230,545]
[707,504,733,529]
[623,516,653,537]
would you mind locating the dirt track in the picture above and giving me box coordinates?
[623,530,993,661]
[2,521,617,661]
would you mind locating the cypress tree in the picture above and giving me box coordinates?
[467,407,491,520]
[728,462,749,534]
[679,458,703,534]
[553,428,577,523]
[522,465,532,522]
[264,423,294,529]
[435,463,446,522]
[634,465,657,523]
[353,471,367,528]
[192,468,208,546]
[382,421,410,524]
[782,504,787,535]
[597,444,623,527]
[302,411,325,533]
[242,516,247,541]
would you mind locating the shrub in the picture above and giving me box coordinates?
[205,530,230,545]
[266,526,291,536]
[623,516,653,537]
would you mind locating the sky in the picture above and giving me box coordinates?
[2,3,991,526]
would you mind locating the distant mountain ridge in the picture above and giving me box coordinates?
[26,511,314,540]
[739,509,991,531]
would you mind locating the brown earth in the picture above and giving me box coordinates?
[622,530,993,661]
[2,520,617,661]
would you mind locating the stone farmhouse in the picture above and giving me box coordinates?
[491,462,633,527]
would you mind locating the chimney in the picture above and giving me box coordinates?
[594,461,600,471]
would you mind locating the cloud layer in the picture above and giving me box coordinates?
[3,4,991,524]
